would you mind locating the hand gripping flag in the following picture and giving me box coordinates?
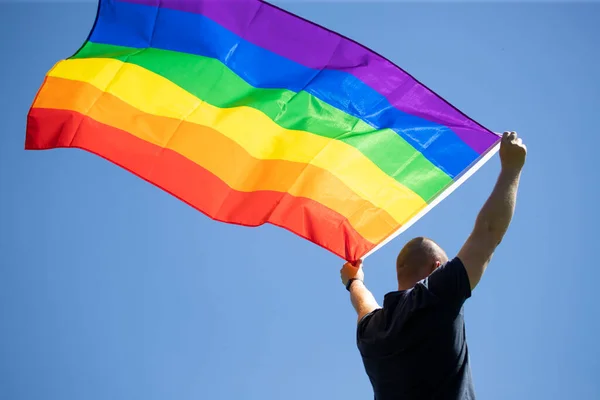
[26,0,501,261]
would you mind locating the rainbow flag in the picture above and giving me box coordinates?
[26,0,500,261]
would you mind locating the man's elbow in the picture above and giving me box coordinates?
[474,219,505,246]
[357,306,378,324]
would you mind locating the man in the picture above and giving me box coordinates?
[341,131,527,399]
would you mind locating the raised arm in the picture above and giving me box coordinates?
[341,260,380,323]
[457,131,527,290]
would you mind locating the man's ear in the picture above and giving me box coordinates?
[431,260,441,273]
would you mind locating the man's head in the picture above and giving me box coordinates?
[396,237,448,290]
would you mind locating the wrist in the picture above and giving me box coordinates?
[500,164,523,176]
[346,278,364,291]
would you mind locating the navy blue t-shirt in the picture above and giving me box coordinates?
[357,257,474,400]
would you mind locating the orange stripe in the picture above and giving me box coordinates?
[31,76,400,244]
[26,107,375,260]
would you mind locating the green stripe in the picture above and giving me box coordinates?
[73,42,452,201]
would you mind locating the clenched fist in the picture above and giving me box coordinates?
[499,131,527,171]
[341,259,364,287]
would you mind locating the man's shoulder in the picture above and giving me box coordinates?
[422,257,472,302]
[357,289,430,337]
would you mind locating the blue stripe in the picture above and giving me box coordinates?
[89,0,479,177]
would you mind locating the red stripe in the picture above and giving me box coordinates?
[26,107,375,261]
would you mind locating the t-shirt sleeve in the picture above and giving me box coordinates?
[357,308,382,341]
[423,257,472,304]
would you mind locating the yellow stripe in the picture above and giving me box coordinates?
[46,58,427,223]
[34,76,399,243]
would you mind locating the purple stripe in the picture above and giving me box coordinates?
[122,0,498,154]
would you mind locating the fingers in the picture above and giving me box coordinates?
[502,131,527,149]
[341,259,362,274]
[503,131,518,142]
[343,259,362,267]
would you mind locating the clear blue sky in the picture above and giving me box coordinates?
[1,1,598,399]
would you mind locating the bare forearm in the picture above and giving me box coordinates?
[349,281,380,322]
[475,167,521,242]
